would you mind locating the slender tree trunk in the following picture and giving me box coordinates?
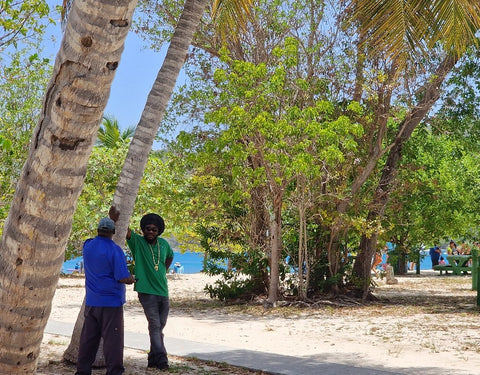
[325,225,348,294]
[65,0,209,364]
[297,175,308,299]
[352,54,458,298]
[0,0,136,373]
[267,194,283,305]
[249,183,270,290]
[247,152,271,291]
[112,0,210,242]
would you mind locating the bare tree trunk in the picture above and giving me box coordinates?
[325,226,347,294]
[249,183,270,291]
[352,54,458,298]
[297,179,308,299]
[267,196,282,305]
[0,0,136,372]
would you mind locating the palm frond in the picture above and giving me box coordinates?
[211,0,254,43]
[349,0,480,61]
[427,0,480,54]
[97,116,135,148]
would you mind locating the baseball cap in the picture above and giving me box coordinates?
[98,217,115,232]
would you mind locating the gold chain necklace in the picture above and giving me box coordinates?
[148,242,160,271]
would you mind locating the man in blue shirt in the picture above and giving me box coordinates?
[429,245,441,268]
[75,217,135,375]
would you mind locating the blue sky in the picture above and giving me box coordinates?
[43,5,170,131]
[104,33,168,129]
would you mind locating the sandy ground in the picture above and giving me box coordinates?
[39,271,480,374]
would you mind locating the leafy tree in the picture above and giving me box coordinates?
[163,0,363,299]
[350,53,459,297]
[0,47,51,230]
[67,145,129,259]
[0,0,51,49]
[190,40,363,303]
[380,126,480,272]
[348,0,480,297]
[0,2,53,226]
[163,0,480,302]
[111,0,253,250]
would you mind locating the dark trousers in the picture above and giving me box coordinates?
[138,293,169,368]
[75,306,125,375]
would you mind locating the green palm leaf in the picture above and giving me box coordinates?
[97,116,135,149]
[350,0,480,61]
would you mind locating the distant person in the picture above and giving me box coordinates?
[439,256,446,265]
[408,249,416,271]
[460,242,471,255]
[372,250,383,277]
[381,246,389,265]
[408,258,416,271]
[75,217,135,375]
[449,241,458,255]
[110,207,174,371]
[429,245,441,268]
[457,243,472,265]
[174,262,184,274]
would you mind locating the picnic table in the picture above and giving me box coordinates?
[432,249,480,306]
[446,255,472,275]
[432,254,472,276]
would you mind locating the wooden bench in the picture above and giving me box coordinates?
[433,264,453,275]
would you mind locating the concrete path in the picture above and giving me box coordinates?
[44,319,435,375]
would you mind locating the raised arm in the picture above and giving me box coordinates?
[109,205,132,239]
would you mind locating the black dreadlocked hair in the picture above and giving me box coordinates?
[140,213,165,235]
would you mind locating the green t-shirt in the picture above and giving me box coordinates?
[127,231,174,296]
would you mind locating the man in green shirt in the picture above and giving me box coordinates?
[110,208,173,371]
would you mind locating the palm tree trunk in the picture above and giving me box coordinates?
[0,0,136,373]
[352,54,458,298]
[112,0,209,242]
[66,0,209,364]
